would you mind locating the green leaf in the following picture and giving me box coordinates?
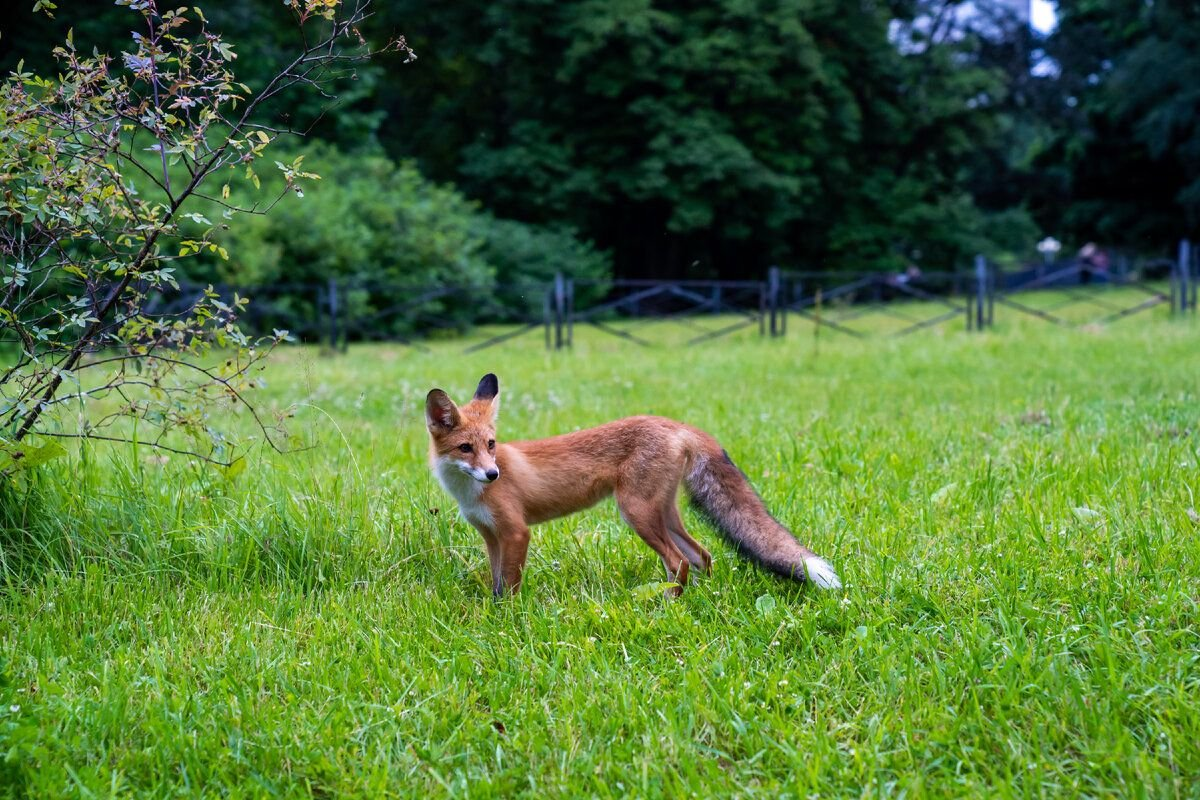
[931,483,957,504]
[755,593,777,616]
[5,441,68,471]
[220,457,246,481]
[631,581,679,601]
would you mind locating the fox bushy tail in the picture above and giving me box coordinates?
[685,444,841,589]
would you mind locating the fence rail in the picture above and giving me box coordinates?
[141,240,1199,352]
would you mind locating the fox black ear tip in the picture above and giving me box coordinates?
[475,373,500,399]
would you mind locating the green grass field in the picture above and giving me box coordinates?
[3,310,1199,797]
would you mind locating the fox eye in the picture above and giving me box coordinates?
[487,440,495,450]
[458,443,473,453]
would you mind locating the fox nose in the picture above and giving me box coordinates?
[485,468,499,482]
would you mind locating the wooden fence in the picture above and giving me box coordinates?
[141,240,1198,352]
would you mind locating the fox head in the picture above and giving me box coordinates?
[425,373,501,483]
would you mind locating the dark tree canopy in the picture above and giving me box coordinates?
[2,0,1195,281]
[1030,0,1200,249]
[369,0,1016,277]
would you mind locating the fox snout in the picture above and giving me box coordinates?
[461,461,499,483]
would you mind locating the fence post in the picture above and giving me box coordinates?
[1179,239,1194,314]
[566,277,575,347]
[787,278,798,337]
[553,272,566,350]
[327,277,340,350]
[965,265,974,331]
[768,266,782,337]
[974,254,988,331]
[758,282,767,337]
[987,260,995,327]
[781,275,789,336]
[315,282,326,346]
[1192,240,1199,313]
[543,285,552,350]
[814,287,823,344]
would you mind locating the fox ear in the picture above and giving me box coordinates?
[473,373,500,419]
[473,373,499,401]
[425,389,460,432]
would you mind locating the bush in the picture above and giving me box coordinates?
[205,141,492,288]
[187,141,611,338]
[473,216,610,287]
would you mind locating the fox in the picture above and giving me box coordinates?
[425,373,842,597]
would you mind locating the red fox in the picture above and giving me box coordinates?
[426,374,841,597]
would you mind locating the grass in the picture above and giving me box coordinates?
[2,308,1199,797]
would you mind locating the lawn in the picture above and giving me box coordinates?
[2,312,1198,797]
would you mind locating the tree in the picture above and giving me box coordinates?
[1025,0,1200,250]
[371,0,1014,276]
[0,0,413,473]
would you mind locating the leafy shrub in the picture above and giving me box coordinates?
[472,216,610,287]
[0,0,399,465]
[189,141,611,337]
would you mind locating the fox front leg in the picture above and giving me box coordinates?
[477,529,504,597]
[476,520,529,598]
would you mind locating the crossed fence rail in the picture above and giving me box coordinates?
[560,278,768,348]
[139,240,1198,352]
[988,256,1180,328]
[775,270,973,338]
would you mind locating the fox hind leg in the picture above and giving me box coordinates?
[663,500,712,576]
[615,489,690,596]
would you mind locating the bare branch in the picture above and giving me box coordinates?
[35,431,244,466]
[1,0,399,468]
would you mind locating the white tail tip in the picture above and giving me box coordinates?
[804,557,842,590]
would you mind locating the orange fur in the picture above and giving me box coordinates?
[426,374,841,597]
